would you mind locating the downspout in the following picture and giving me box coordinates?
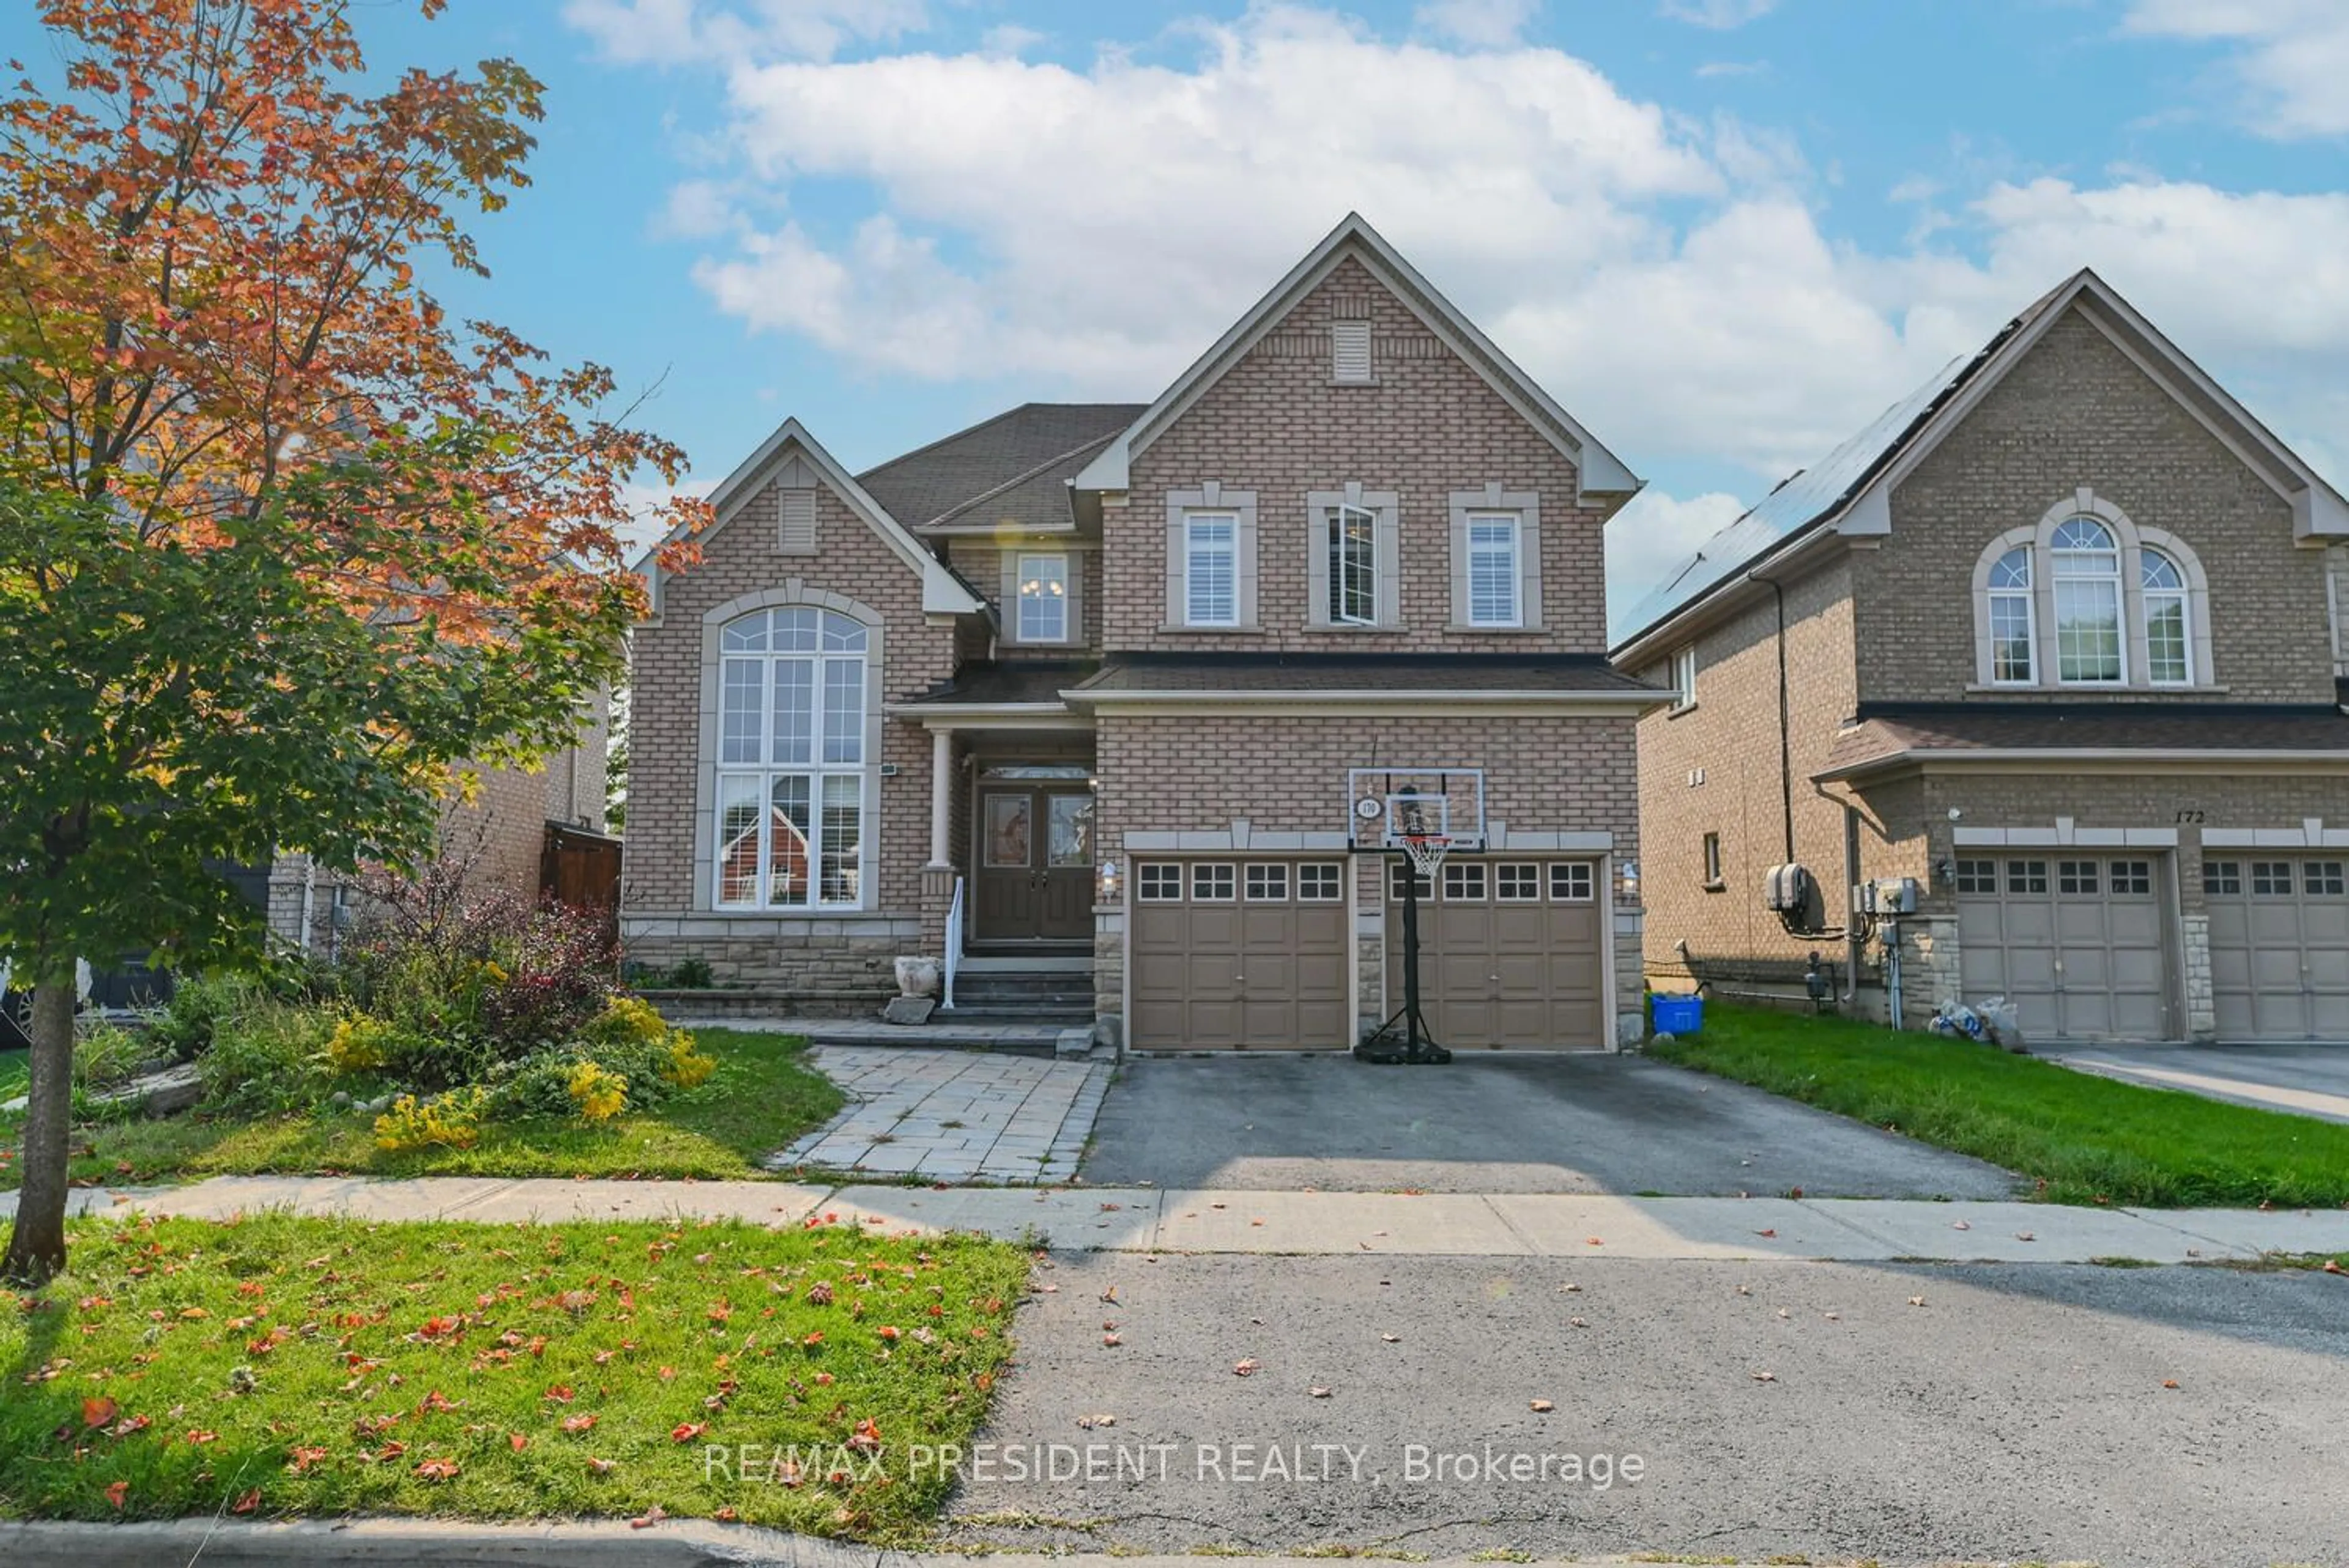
[1762,574,1795,865]
[298,856,316,955]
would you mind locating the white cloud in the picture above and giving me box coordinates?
[1659,0,1776,29]
[1414,0,1540,48]
[2124,0,2349,137]
[565,0,930,65]
[650,178,738,239]
[1693,59,1768,78]
[590,3,2349,605]
[1606,489,1748,612]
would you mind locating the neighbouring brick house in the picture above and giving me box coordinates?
[262,704,614,956]
[626,215,1664,1049]
[1611,269,2349,1044]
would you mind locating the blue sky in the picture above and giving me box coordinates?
[10,0,2348,609]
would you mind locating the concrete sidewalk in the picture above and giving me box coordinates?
[9,1173,2347,1263]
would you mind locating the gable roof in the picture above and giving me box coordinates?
[1608,268,2349,659]
[1074,212,1639,503]
[860,403,1142,532]
[639,417,985,619]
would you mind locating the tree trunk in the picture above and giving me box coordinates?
[1,983,76,1284]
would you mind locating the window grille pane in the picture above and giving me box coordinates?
[768,776,812,907]
[773,607,820,651]
[1955,860,1998,894]
[2252,862,2293,897]
[721,656,763,764]
[2008,860,2047,895]
[2055,579,2123,682]
[822,657,864,765]
[1192,863,1236,901]
[1297,863,1343,901]
[2307,861,2346,897]
[1245,864,1289,901]
[2145,594,2189,684]
[2058,860,2099,896]
[821,614,866,652]
[1497,863,1542,901]
[1138,864,1183,901]
[1548,863,1594,902]
[716,776,763,905]
[818,775,860,905]
[1989,593,2033,682]
[721,614,768,651]
[1442,861,1486,901]
[1390,861,1433,901]
[769,659,814,766]
[1018,554,1069,642]
[2202,861,2241,896]
[1330,507,1376,625]
[2110,860,2152,896]
[1989,547,2031,590]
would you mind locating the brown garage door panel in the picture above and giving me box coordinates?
[1953,855,2170,1042]
[2205,857,2349,1041]
[1385,861,1605,1050]
[1129,862,1350,1049]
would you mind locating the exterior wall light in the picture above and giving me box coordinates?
[1619,860,1640,896]
[1097,861,1121,900]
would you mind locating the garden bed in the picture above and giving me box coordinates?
[0,1211,1027,1539]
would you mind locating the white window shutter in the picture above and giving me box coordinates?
[778,488,817,553]
[1331,321,1372,384]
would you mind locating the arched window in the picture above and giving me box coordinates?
[2140,548,2190,685]
[714,607,869,908]
[1987,546,2035,684]
[2049,518,2123,684]
[1971,496,2211,692]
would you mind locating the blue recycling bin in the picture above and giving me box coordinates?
[1650,993,1704,1035]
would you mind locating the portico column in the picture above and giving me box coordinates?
[928,726,953,869]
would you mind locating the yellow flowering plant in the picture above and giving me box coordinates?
[373,1088,488,1151]
[567,1061,629,1123]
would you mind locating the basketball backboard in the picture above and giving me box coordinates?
[1345,767,1486,852]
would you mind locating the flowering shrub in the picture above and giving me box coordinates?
[374,1088,488,1151]
[663,1031,717,1089]
[326,1013,397,1072]
[566,1061,629,1123]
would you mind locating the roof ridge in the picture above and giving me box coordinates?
[855,401,1143,485]
[921,430,1123,529]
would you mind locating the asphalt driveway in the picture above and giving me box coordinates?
[1079,1052,2015,1197]
[2053,1041,2349,1123]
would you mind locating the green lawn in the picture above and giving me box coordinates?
[0,1030,843,1190]
[1648,1004,2349,1208]
[0,1211,1026,1539]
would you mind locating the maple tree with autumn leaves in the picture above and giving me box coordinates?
[0,0,707,1281]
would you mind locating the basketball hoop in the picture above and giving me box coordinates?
[1397,833,1452,880]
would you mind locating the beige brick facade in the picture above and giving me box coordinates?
[1105,258,1612,656]
[618,227,1648,1044]
[1627,294,2349,1039]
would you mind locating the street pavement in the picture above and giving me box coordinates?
[2054,1040,2349,1123]
[943,1249,2349,1566]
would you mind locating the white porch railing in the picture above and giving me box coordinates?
[943,875,964,1011]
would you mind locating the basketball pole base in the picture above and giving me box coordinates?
[1355,854,1450,1066]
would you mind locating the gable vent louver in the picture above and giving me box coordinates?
[1331,320,1373,384]
[777,488,817,552]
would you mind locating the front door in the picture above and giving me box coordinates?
[974,786,1094,945]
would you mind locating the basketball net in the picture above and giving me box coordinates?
[1398,833,1452,880]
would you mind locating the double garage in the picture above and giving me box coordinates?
[1127,856,1606,1051]
[1953,850,2349,1042]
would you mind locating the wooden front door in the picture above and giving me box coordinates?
[974,787,1094,945]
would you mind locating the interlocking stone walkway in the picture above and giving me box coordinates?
[763,1046,1110,1183]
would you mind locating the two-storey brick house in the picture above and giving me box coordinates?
[626,215,1663,1049]
[1611,269,2349,1044]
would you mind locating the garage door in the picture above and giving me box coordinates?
[2205,857,2349,1041]
[1954,855,2170,1041]
[1129,860,1351,1049]
[1385,859,1605,1050]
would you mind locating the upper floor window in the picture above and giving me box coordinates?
[1670,644,1698,709]
[1185,515,1238,626]
[1970,494,2211,693]
[1987,547,2035,684]
[1329,505,1376,626]
[714,606,869,910]
[1015,552,1069,644]
[2141,548,2190,685]
[2050,518,2123,684]
[1464,513,1521,627]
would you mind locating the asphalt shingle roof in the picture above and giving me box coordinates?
[856,403,1142,531]
[899,661,1099,707]
[1820,704,2349,776]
